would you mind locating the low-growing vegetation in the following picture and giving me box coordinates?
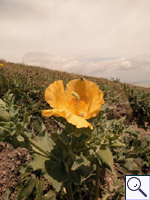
[0,60,150,200]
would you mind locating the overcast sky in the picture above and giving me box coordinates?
[0,0,150,83]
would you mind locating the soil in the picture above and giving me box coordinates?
[0,142,30,200]
[106,102,133,124]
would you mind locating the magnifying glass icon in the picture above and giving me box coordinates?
[127,177,147,197]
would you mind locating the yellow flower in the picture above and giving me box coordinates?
[0,64,3,66]
[42,79,105,130]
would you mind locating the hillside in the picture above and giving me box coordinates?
[0,59,150,200]
[0,59,150,128]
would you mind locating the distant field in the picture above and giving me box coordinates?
[130,80,150,88]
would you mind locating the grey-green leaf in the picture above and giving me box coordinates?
[17,174,36,200]
[36,179,56,200]
[110,141,125,148]
[123,158,141,173]
[97,147,114,174]
[0,109,10,122]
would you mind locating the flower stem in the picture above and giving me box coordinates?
[73,147,91,153]
[65,183,74,200]
[21,132,60,162]
[95,163,100,200]
[71,135,77,150]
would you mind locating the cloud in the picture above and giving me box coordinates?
[1,0,150,62]
[24,52,112,75]
[116,54,150,70]
[24,52,150,82]
[0,0,35,20]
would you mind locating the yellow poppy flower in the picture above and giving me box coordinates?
[42,79,104,130]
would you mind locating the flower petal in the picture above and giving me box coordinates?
[66,113,93,130]
[42,109,68,118]
[65,79,104,119]
[45,80,68,109]
[86,89,105,119]
[65,79,93,103]
[42,108,93,130]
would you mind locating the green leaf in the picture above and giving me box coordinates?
[45,160,69,182]
[23,109,31,129]
[73,134,88,151]
[66,171,81,184]
[134,157,143,167]
[4,92,14,102]
[44,143,74,190]
[5,134,30,149]
[6,100,19,122]
[65,122,76,133]
[97,147,114,174]
[0,126,10,139]
[29,152,49,171]
[3,189,11,200]
[18,163,29,174]
[43,190,56,200]
[0,108,10,122]
[76,165,93,177]
[44,159,68,191]
[142,146,150,153]
[29,130,54,171]
[106,134,119,141]
[36,179,45,200]
[72,127,93,137]
[30,150,62,192]
[0,121,12,129]
[87,135,102,147]
[119,116,126,123]
[0,99,7,109]
[100,104,114,113]
[44,172,62,192]
[123,158,141,173]
[83,149,97,164]
[69,155,93,182]
[35,128,55,153]
[29,129,63,191]
[36,179,56,200]
[60,129,71,143]
[17,174,36,200]
[14,122,24,135]
[71,156,90,171]
[117,155,126,163]
[110,141,125,148]
[51,132,72,153]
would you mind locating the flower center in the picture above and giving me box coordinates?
[67,92,86,117]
